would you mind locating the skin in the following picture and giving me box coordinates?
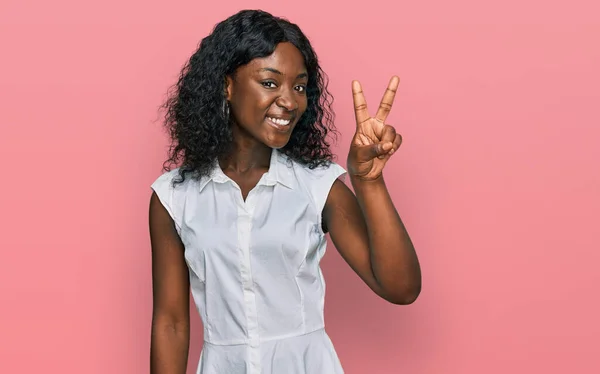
[325,77,421,305]
[149,41,421,373]
[220,41,308,193]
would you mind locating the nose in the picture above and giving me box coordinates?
[275,87,298,111]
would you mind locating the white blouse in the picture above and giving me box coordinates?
[151,148,347,374]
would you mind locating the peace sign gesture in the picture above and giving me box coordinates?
[347,76,403,181]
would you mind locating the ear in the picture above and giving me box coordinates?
[225,75,233,101]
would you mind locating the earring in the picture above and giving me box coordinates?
[222,100,230,119]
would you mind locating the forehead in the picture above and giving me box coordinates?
[243,42,307,75]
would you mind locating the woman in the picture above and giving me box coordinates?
[149,9,421,374]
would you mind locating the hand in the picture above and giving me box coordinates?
[347,76,403,181]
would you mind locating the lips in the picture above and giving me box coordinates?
[265,115,295,132]
[266,116,291,126]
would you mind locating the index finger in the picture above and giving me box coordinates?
[352,80,370,125]
[375,76,400,123]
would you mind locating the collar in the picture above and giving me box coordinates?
[197,148,296,192]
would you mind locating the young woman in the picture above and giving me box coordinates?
[149,9,421,374]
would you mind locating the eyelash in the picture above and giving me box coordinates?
[261,81,306,92]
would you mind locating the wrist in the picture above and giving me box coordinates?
[350,173,386,191]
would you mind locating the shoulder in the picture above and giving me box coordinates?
[151,168,184,187]
[151,168,202,194]
[286,157,347,213]
[289,159,347,184]
[151,168,178,187]
[150,168,196,231]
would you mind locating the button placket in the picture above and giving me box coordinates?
[237,186,262,373]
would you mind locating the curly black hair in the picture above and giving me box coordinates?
[159,9,338,185]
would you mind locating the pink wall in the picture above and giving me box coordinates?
[1,0,599,373]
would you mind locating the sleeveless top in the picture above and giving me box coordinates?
[151,148,347,374]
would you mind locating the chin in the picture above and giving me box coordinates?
[261,121,295,149]
[263,135,291,149]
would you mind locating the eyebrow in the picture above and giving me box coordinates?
[259,67,308,79]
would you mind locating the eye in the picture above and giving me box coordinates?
[261,81,277,88]
[295,85,306,93]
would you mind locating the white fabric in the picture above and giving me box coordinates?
[151,148,347,374]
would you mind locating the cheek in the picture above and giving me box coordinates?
[247,92,273,115]
[232,91,270,121]
[298,96,309,115]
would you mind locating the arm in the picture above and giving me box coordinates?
[323,76,422,305]
[324,176,421,305]
[149,191,190,373]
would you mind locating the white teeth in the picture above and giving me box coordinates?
[267,117,290,126]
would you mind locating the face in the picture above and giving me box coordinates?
[226,42,308,149]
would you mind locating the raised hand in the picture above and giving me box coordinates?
[347,76,403,181]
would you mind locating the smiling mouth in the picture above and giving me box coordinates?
[266,116,293,132]
[266,116,291,126]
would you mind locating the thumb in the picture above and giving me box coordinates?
[358,142,393,161]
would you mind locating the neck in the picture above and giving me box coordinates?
[219,126,272,173]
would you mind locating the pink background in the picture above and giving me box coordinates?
[1,0,599,373]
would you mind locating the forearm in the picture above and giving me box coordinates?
[351,174,421,303]
[150,319,190,374]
